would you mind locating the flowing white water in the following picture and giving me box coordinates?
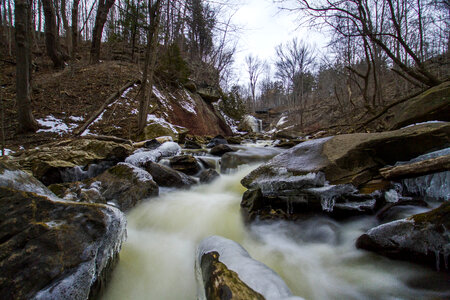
[103,165,449,300]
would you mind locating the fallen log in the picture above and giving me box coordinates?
[379,154,450,180]
[74,79,140,136]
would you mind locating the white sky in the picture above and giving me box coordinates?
[227,0,329,87]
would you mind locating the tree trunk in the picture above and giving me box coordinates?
[61,0,72,55]
[15,0,38,133]
[72,0,80,58]
[42,0,65,68]
[137,0,161,134]
[379,155,450,180]
[90,0,115,64]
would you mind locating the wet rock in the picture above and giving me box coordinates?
[170,155,201,175]
[10,138,133,186]
[243,123,450,188]
[0,187,126,299]
[144,139,162,150]
[221,147,283,173]
[196,236,303,300]
[184,140,202,149]
[94,163,159,211]
[387,81,450,130]
[226,136,242,145]
[241,176,382,222]
[47,163,159,211]
[143,161,196,188]
[210,144,235,157]
[356,202,450,271]
[376,199,428,223]
[206,135,228,148]
[199,169,220,184]
[198,157,218,170]
[0,161,58,200]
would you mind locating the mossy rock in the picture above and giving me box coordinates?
[200,252,265,300]
[137,122,188,143]
[0,187,125,299]
[387,81,450,130]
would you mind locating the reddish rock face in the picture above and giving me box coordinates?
[168,91,232,136]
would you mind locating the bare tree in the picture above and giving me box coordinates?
[72,0,81,58]
[90,0,115,63]
[138,0,162,134]
[42,0,65,68]
[288,0,443,87]
[15,0,38,133]
[245,54,264,111]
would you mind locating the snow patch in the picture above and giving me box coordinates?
[37,115,77,135]
[179,90,197,115]
[0,149,13,156]
[125,142,181,167]
[276,116,288,127]
[153,86,173,110]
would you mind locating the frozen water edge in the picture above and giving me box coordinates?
[196,235,304,300]
[33,205,127,300]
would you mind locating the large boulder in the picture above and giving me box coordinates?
[356,202,450,271]
[242,123,450,188]
[386,81,450,130]
[196,236,304,300]
[9,138,133,186]
[199,169,220,184]
[143,161,196,188]
[0,187,126,299]
[206,135,228,148]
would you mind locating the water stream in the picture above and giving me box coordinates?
[103,165,449,300]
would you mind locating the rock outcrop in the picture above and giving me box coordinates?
[10,138,133,186]
[386,81,450,130]
[356,202,450,271]
[0,187,126,299]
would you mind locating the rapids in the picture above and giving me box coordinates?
[103,165,449,300]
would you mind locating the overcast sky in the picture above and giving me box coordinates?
[228,0,328,87]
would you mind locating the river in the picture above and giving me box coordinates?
[103,163,449,300]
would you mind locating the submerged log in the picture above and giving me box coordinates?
[379,154,450,180]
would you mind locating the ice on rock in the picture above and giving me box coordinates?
[306,184,358,212]
[257,172,326,197]
[33,205,127,300]
[0,169,60,200]
[402,171,449,201]
[125,142,181,167]
[395,147,450,201]
[196,235,304,300]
